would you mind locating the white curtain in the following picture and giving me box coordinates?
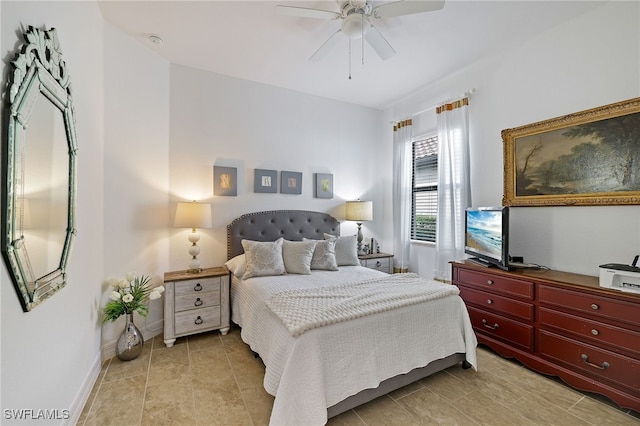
[434,98,471,282]
[392,119,413,273]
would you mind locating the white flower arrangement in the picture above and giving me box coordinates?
[102,273,164,323]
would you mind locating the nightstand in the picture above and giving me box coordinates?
[163,266,230,347]
[358,252,394,274]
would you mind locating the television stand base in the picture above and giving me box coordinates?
[466,257,492,268]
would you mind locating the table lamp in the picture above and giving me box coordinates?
[345,200,373,255]
[174,201,212,273]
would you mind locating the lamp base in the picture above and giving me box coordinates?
[356,222,366,255]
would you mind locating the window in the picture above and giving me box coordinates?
[412,135,438,242]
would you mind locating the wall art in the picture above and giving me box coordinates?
[214,166,237,196]
[503,97,640,206]
[254,169,277,193]
[280,171,302,195]
[314,173,333,198]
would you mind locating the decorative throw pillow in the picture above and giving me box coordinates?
[224,254,246,277]
[324,233,360,266]
[305,238,338,271]
[241,238,286,279]
[282,239,317,275]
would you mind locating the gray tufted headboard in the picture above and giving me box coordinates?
[227,210,340,260]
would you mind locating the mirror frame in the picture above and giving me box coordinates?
[2,26,78,311]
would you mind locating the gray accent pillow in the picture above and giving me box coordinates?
[304,238,338,271]
[241,238,286,279]
[324,233,360,266]
[282,239,317,275]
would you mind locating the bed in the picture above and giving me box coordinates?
[226,210,477,425]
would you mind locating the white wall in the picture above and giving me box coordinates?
[101,22,170,356]
[168,64,386,271]
[384,1,640,278]
[1,2,105,424]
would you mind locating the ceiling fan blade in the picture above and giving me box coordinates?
[275,5,341,20]
[309,30,343,62]
[372,0,445,19]
[364,26,396,60]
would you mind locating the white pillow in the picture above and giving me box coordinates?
[224,254,246,277]
[241,238,286,279]
[324,233,360,266]
[282,239,317,275]
[305,238,338,271]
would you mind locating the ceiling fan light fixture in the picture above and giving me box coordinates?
[341,13,370,39]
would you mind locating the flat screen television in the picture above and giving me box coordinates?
[464,206,510,270]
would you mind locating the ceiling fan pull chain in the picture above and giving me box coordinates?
[348,38,352,80]
[361,13,365,65]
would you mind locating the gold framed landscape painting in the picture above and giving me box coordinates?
[502,97,640,206]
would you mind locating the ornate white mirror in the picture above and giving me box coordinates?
[2,26,77,311]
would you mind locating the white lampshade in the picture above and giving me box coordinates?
[174,201,212,229]
[345,200,373,222]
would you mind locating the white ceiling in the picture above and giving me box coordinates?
[98,0,604,109]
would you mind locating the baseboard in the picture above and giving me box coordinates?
[100,318,164,361]
[66,352,102,425]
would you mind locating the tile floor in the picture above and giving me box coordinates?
[79,326,640,425]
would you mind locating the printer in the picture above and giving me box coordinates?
[599,256,640,294]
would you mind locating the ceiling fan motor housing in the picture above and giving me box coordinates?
[341,1,372,39]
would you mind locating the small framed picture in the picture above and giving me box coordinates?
[280,171,302,195]
[314,173,333,198]
[254,169,277,193]
[214,166,237,196]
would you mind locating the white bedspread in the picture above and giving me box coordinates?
[231,266,477,426]
[267,273,460,337]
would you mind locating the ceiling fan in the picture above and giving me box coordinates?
[276,0,445,62]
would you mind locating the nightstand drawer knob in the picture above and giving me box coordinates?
[487,280,494,285]
[591,329,599,336]
[194,316,203,325]
[194,298,203,307]
[194,283,203,291]
[487,299,493,305]
[591,303,599,310]
[376,261,382,267]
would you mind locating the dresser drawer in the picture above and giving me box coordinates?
[459,286,534,321]
[175,289,220,312]
[539,308,640,357]
[457,269,534,300]
[467,306,534,351]
[174,277,220,297]
[539,285,640,327]
[539,330,640,394]
[174,306,221,335]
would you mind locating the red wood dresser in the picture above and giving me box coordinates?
[452,261,640,411]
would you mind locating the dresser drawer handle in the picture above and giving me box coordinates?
[580,354,609,370]
[376,261,382,267]
[487,299,493,305]
[481,319,499,330]
[194,298,203,307]
[194,283,203,291]
[591,329,599,336]
[590,303,599,310]
[486,280,494,285]
[194,316,204,325]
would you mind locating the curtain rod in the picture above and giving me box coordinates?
[390,88,476,124]
[411,88,476,118]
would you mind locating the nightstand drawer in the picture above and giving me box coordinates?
[174,306,221,335]
[175,290,220,312]
[361,257,391,273]
[174,277,220,296]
